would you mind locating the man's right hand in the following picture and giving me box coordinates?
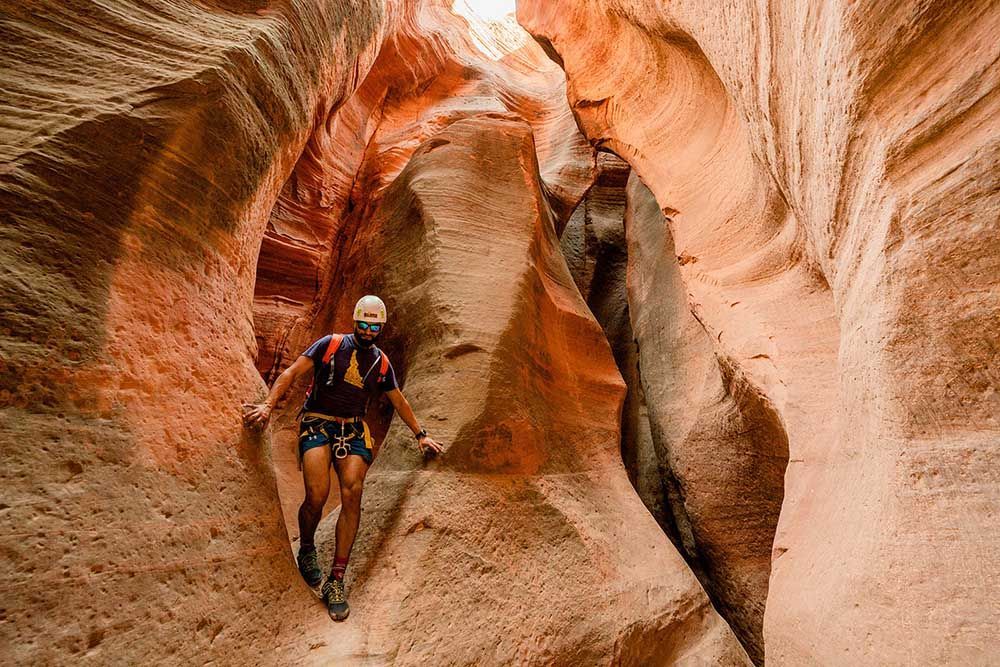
[242,356,312,431]
[242,403,273,430]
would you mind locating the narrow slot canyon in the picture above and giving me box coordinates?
[560,153,789,664]
[2,1,998,665]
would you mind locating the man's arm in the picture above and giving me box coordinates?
[386,388,444,455]
[242,355,315,429]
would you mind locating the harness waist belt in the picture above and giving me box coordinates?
[301,411,362,424]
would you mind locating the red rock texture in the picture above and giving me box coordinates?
[254,0,600,543]
[519,0,1000,663]
[624,173,788,664]
[562,152,786,664]
[560,154,675,538]
[6,0,996,663]
[248,2,749,662]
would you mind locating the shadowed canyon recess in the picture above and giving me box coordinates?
[1,0,998,664]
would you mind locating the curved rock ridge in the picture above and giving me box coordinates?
[252,2,750,662]
[521,4,803,660]
[559,153,677,539]
[562,149,788,663]
[309,115,749,664]
[6,0,995,662]
[519,0,1000,664]
[624,173,788,665]
[253,0,593,382]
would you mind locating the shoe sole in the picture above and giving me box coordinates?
[328,606,350,622]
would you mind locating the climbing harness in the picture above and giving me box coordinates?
[298,413,367,462]
[296,329,390,468]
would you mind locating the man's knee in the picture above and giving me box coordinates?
[303,489,328,512]
[340,480,364,508]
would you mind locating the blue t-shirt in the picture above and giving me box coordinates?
[301,334,398,417]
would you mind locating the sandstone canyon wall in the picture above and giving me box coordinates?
[3,0,996,663]
[1,1,753,664]
[519,0,1000,664]
[307,113,746,664]
[2,1,394,663]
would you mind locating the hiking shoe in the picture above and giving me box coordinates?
[297,546,322,587]
[322,578,350,621]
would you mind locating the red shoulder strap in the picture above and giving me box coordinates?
[378,350,390,380]
[305,333,344,402]
[323,333,344,364]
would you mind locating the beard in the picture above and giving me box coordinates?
[355,330,378,348]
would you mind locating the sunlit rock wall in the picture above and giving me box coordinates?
[519,0,1000,663]
[252,0,599,544]
[309,114,749,664]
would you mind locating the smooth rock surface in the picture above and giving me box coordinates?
[1,1,390,664]
[519,0,1000,663]
[560,154,677,542]
[5,0,996,663]
[252,1,598,539]
[624,173,788,664]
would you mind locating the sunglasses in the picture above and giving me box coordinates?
[356,321,382,332]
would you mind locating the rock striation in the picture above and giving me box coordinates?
[561,150,787,664]
[251,1,749,662]
[253,1,599,538]
[4,0,996,663]
[519,0,1000,663]
[2,1,395,663]
[560,154,678,543]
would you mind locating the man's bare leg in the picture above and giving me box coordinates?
[330,454,370,580]
[297,445,331,587]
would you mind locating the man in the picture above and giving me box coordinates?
[243,295,443,621]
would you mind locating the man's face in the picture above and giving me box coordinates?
[353,320,382,346]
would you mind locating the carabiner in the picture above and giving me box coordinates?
[331,425,351,459]
[333,439,350,459]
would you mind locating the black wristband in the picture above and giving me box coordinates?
[414,429,427,441]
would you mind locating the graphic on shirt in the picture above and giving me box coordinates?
[301,334,398,417]
[344,350,364,388]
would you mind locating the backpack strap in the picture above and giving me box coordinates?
[323,333,345,365]
[305,334,345,403]
[377,349,390,384]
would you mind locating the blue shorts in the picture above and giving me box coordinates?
[298,413,374,465]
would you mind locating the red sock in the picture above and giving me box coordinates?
[332,557,349,581]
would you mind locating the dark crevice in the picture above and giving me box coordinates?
[559,156,782,665]
[559,155,694,544]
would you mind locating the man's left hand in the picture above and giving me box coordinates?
[418,435,444,457]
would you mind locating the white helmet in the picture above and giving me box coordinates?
[353,295,387,324]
